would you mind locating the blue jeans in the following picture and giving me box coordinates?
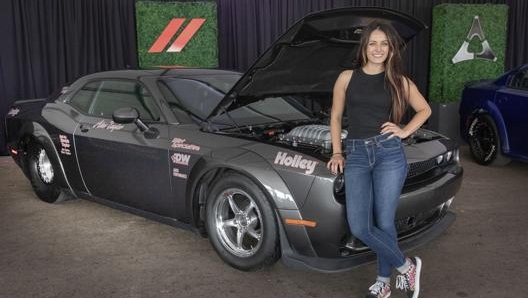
[344,134,408,278]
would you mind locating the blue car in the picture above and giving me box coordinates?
[459,64,528,166]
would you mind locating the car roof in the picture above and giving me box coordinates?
[80,68,241,80]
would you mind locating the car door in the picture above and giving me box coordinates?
[71,79,173,216]
[495,68,528,155]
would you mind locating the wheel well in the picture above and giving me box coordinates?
[18,125,72,192]
[190,167,277,237]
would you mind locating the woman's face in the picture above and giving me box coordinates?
[365,29,390,65]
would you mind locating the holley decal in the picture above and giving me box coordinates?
[274,151,318,175]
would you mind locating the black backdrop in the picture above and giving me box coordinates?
[1,0,527,152]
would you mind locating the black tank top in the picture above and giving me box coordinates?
[345,68,392,139]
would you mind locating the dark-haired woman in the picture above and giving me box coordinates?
[326,21,431,298]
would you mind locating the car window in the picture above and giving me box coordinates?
[509,70,528,90]
[69,79,161,121]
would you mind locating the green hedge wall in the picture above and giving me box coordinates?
[429,4,508,103]
[136,1,218,68]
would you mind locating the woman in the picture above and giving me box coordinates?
[326,21,431,298]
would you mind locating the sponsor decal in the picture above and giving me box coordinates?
[148,18,206,53]
[452,16,497,64]
[59,134,71,155]
[274,151,318,175]
[92,120,125,131]
[172,167,188,179]
[171,138,200,151]
[7,108,20,117]
[171,152,191,166]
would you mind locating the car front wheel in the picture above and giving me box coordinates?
[205,173,279,271]
[467,114,510,166]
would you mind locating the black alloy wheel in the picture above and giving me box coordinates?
[467,114,510,166]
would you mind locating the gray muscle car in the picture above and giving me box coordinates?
[4,7,462,272]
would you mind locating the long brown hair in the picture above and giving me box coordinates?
[355,21,409,124]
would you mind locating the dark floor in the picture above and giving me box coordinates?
[1,146,527,298]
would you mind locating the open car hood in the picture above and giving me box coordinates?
[208,7,426,118]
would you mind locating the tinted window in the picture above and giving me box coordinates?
[69,80,161,121]
[509,70,528,90]
[70,81,99,113]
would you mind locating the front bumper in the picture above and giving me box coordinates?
[278,165,463,272]
[280,211,456,273]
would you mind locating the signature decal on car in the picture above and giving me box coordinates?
[274,151,318,175]
[92,120,125,131]
[171,138,201,151]
[7,108,20,117]
[171,152,191,166]
[59,134,72,155]
[172,167,188,179]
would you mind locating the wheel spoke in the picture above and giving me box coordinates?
[246,227,261,241]
[222,218,237,228]
[248,213,259,228]
[236,228,246,249]
[242,201,256,216]
[226,193,242,214]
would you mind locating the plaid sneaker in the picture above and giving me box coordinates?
[395,257,422,298]
[365,280,391,298]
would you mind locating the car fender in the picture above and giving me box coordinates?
[469,100,510,152]
[187,147,316,256]
[189,147,300,211]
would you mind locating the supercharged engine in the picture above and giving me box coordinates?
[278,124,348,153]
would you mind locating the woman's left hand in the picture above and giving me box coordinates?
[380,122,409,139]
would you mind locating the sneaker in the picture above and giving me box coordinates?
[365,280,391,298]
[395,257,422,298]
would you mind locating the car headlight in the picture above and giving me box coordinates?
[333,173,346,196]
[445,150,453,162]
[436,149,459,165]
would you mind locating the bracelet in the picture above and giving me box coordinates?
[332,152,343,155]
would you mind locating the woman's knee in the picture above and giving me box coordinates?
[349,224,371,241]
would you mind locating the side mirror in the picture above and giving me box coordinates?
[112,107,139,124]
[112,107,158,138]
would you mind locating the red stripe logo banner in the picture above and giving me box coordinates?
[148,18,206,53]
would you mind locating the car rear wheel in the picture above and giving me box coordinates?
[28,141,64,203]
[468,114,510,166]
[205,173,279,271]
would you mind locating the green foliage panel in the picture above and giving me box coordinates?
[429,4,508,103]
[136,1,218,68]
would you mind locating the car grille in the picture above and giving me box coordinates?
[342,204,447,253]
[407,158,437,178]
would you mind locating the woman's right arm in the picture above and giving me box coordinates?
[327,70,352,174]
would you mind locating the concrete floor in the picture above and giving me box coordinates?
[1,146,527,298]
